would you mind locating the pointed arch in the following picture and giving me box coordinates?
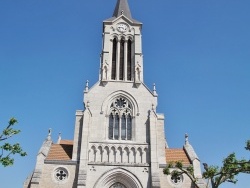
[127,39,132,81]
[101,91,139,141]
[93,168,143,188]
[119,38,125,80]
[111,38,117,80]
[101,90,139,116]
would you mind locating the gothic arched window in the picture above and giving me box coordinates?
[127,39,132,81]
[119,39,125,80]
[111,38,117,80]
[108,97,132,140]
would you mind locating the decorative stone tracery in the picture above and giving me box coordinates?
[54,167,68,182]
[109,97,133,140]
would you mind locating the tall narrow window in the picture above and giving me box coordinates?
[114,113,119,140]
[121,114,126,140]
[109,114,114,139]
[111,38,117,80]
[127,114,132,140]
[127,39,132,81]
[119,39,125,80]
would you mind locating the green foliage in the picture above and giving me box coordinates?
[0,118,27,167]
[246,140,250,151]
[163,140,250,188]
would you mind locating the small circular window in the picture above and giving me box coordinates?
[54,167,68,182]
[170,174,183,185]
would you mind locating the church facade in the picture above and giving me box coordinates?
[24,1,205,188]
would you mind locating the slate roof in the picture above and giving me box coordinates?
[165,148,191,165]
[113,0,132,20]
[46,140,73,161]
[105,0,141,24]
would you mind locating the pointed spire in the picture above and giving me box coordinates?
[113,0,132,20]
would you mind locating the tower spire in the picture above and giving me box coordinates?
[113,0,132,19]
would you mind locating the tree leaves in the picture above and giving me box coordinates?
[163,140,250,188]
[0,118,27,167]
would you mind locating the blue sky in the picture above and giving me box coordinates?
[0,0,249,187]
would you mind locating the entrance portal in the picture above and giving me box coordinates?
[110,182,126,188]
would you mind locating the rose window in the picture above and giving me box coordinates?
[171,174,183,185]
[54,168,68,182]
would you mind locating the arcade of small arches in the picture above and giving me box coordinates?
[88,145,149,164]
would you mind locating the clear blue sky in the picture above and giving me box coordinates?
[0,0,249,187]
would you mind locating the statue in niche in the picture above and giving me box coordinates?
[102,60,109,80]
[135,61,141,82]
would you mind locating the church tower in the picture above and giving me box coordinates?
[24,1,205,188]
[100,0,143,84]
[74,0,164,186]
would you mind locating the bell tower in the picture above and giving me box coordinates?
[100,0,143,84]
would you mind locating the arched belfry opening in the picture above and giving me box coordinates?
[127,39,132,81]
[119,38,125,80]
[111,38,117,80]
[110,37,134,81]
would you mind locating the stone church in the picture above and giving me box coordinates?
[24,0,206,187]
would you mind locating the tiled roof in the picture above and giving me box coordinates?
[165,148,191,165]
[59,140,74,145]
[46,140,73,161]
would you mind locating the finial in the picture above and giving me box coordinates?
[121,10,124,15]
[152,104,155,111]
[84,80,89,93]
[86,100,90,108]
[47,128,52,141]
[57,132,62,144]
[153,83,158,96]
[185,133,189,145]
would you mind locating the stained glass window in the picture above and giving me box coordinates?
[108,97,132,140]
